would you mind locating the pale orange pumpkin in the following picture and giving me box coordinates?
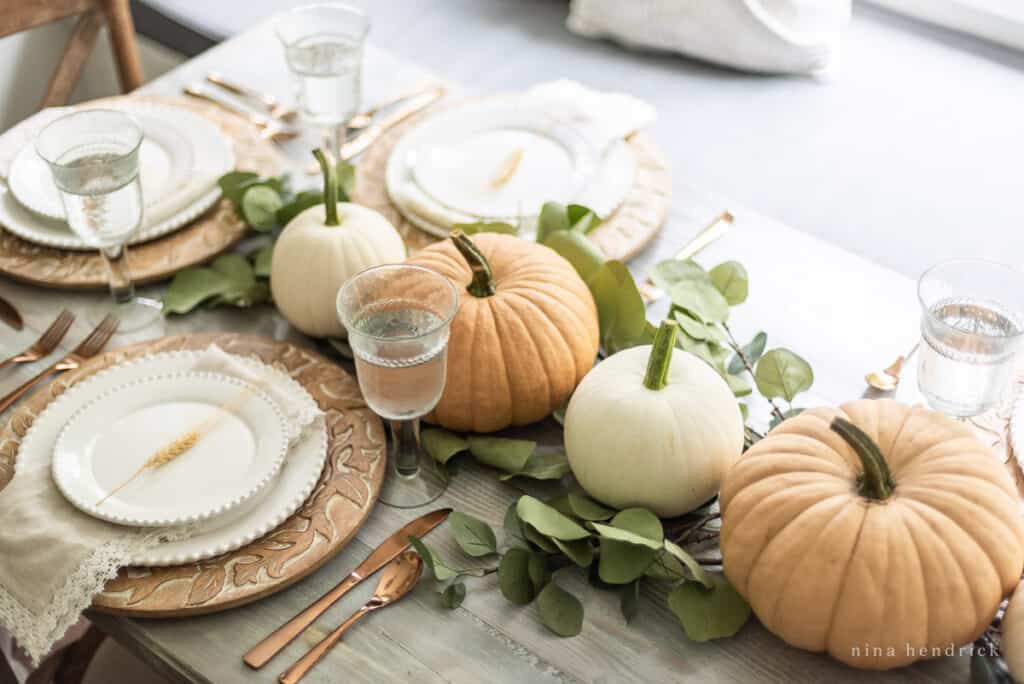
[720,399,1024,670]
[405,231,599,432]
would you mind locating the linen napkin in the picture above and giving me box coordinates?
[394,79,655,232]
[0,346,322,665]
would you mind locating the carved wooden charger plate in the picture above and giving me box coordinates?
[0,96,283,290]
[0,333,386,617]
[353,96,672,261]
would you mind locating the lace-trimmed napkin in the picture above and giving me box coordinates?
[0,346,322,665]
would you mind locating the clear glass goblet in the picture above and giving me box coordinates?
[275,2,369,163]
[917,258,1024,418]
[337,264,459,508]
[35,109,161,331]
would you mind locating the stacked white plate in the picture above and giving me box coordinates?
[17,351,327,566]
[0,102,235,250]
[386,96,637,239]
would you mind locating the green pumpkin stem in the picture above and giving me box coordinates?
[312,148,340,227]
[450,230,496,297]
[643,319,679,391]
[830,417,896,501]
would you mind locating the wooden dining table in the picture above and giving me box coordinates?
[0,16,983,684]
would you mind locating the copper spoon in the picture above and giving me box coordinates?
[865,342,920,392]
[278,552,424,684]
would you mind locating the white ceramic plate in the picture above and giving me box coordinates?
[18,351,326,565]
[52,372,289,528]
[8,107,193,221]
[385,96,635,238]
[0,103,234,251]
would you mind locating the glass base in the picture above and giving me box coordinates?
[86,296,163,333]
[378,419,448,508]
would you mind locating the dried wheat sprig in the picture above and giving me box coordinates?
[489,147,524,189]
[95,384,259,507]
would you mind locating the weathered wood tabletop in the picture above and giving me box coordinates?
[0,18,970,684]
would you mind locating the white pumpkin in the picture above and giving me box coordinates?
[1003,580,1024,680]
[270,151,406,338]
[564,319,744,517]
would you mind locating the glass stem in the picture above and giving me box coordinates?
[101,243,135,304]
[324,124,347,165]
[389,419,421,477]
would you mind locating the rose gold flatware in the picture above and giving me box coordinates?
[641,211,735,304]
[0,296,23,330]
[278,552,423,684]
[865,342,920,392]
[243,508,450,669]
[347,83,446,131]
[0,309,74,372]
[0,314,118,413]
[206,72,297,122]
[183,84,300,142]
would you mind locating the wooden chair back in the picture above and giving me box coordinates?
[0,0,143,108]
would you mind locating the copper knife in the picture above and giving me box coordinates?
[339,85,446,161]
[243,507,451,669]
[0,296,23,330]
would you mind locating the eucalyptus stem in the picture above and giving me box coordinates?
[313,148,340,226]
[674,512,721,545]
[830,417,896,500]
[643,319,679,391]
[450,230,497,297]
[721,322,786,425]
[696,556,723,566]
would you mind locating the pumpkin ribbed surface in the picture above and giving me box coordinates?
[720,398,1024,670]
[406,233,599,432]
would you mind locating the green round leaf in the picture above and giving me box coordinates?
[667,576,752,642]
[620,581,641,624]
[251,245,273,279]
[499,548,534,605]
[498,448,570,481]
[727,331,767,375]
[422,429,469,465]
[552,538,595,568]
[449,511,498,557]
[536,581,583,637]
[611,509,664,543]
[663,540,713,589]
[440,581,466,610]
[241,185,283,232]
[645,549,687,582]
[407,536,457,582]
[528,553,549,594]
[217,171,259,207]
[523,524,558,553]
[709,261,749,305]
[502,502,529,549]
[589,261,649,354]
[162,267,230,315]
[543,229,605,285]
[516,496,590,541]
[536,201,570,242]
[468,436,535,473]
[598,539,658,584]
[754,349,814,401]
[566,493,614,521]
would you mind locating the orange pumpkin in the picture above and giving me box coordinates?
[406,232,599,432]
[720,399,1024,669]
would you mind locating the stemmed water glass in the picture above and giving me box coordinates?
[35,109,161,331]
[917,259,1024,418]
[275,2,369,163]
[337,264,459,508]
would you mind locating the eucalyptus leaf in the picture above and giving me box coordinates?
[589,261,649,354]
[276,190,323,225]
[738,402,750,421]
[449,511,498,557]
[564,493,614,521]
[645,549,687,582]
[407,536,457,582]
[441,581,466,609]
[516,496,590,541]
[217,171,259,207]
[769,407,805,429]
[528,553,549,594]
[620,581,641,623]
[552,538,594,568]
[499,548,535,605]
[667,576,752,642]
[609,508,664,545]
[499,448,570,481]
[468,436,535,473]
[422,429,469,465]
[709,261,749,305]
[241,185,283,232]
[663,540,713,589]
[503,502,529,549]
[536,201,570,242]
[543,229,605,285]
[162,267,230,314]
[598,539,658,584]
[567,204,601,234]
[523,524,558,553]
[755,349,814,401]
[652,259,730,323]
[727,331,766,375]
[649,259,708,291]
[726,373,752,397]
[672,311,720,342]
[251,246,273,279]
[453,221,518,236]
[536,581,584,637]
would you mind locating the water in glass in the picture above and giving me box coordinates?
[50,148,142,249]
[918,297,1023,416]
[285,33,362,126]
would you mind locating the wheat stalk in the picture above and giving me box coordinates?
[95,384,258,507]
[489,147,524,189]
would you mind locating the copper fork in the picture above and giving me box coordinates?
[0,310,75,372]
[0,314,119,413]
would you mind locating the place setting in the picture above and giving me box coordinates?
[1,2,1024,683]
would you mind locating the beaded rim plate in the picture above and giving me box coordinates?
[0,333,386,617]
